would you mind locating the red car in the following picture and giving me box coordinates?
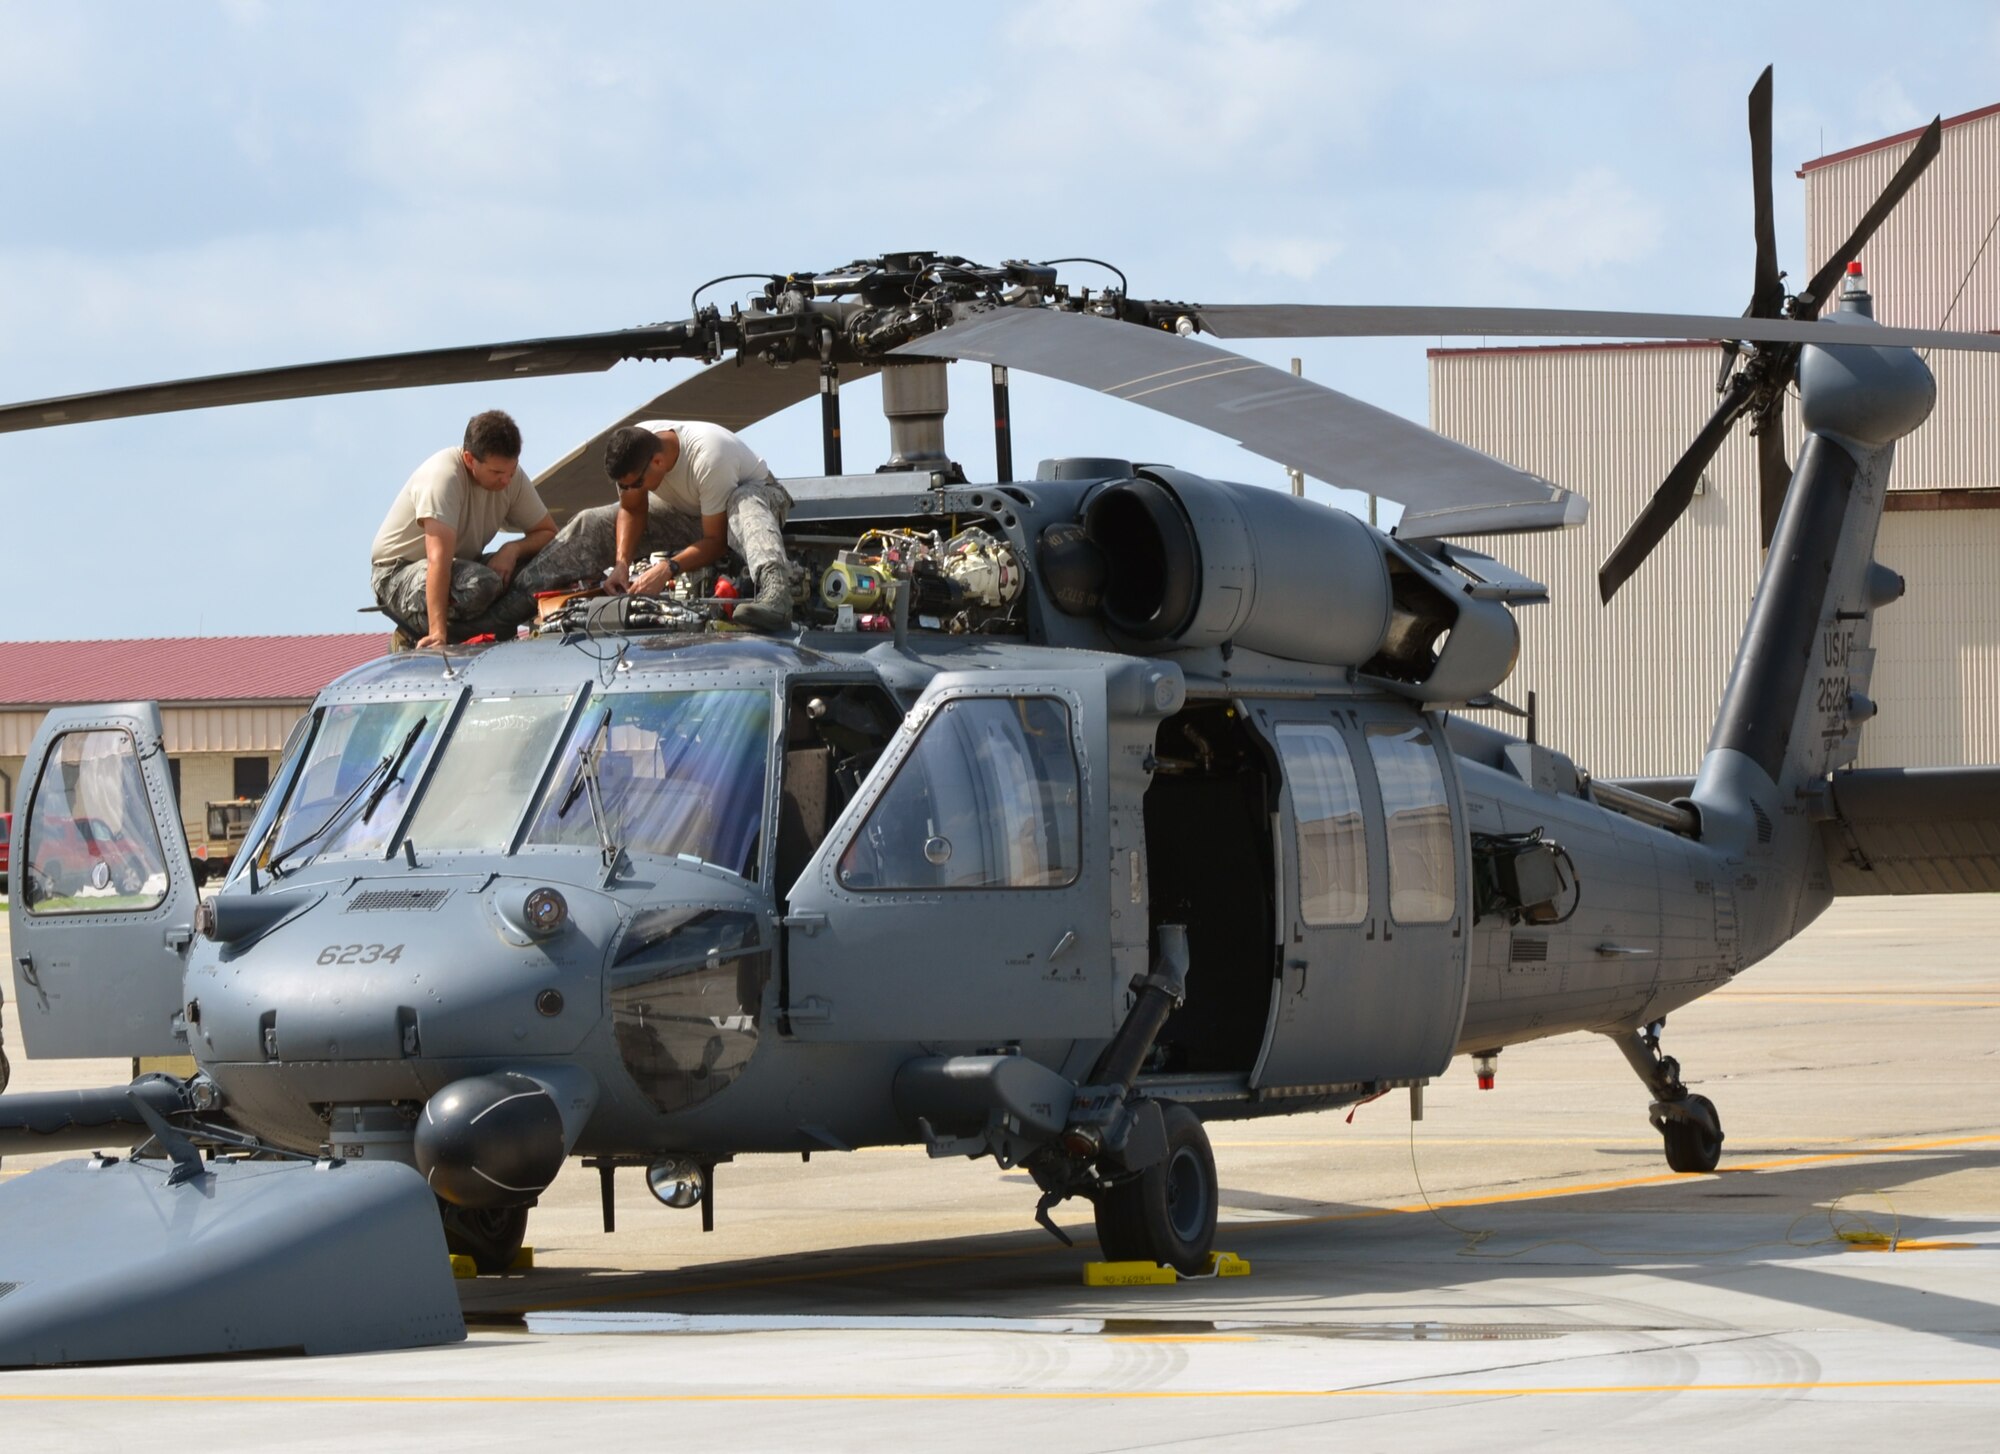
[24,815,156,899]
[0,811,10,883]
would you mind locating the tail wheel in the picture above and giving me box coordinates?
[1092,1101,1217,1274]
[1662,1093,1724,1173]
[439,1200,530,1275]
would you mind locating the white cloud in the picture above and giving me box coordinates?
[1227,232,1340,281]
[1464,167,1665,283]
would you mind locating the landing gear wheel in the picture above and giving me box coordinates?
[439,1200,530,1274]
[1092,1102,1217,1275]
[1661,1093,1723,1173]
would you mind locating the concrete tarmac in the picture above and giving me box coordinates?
[3,896,1998,1451]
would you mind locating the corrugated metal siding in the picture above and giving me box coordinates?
[1804,109,2000,338]
[1805,108,2000,495]
[1431,344,1770,777]
[0,704,304,757]
[1862,509,2000,768]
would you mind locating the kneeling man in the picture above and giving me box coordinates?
[370,410,555,647]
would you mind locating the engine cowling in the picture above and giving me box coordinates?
[1080,468,1519,703]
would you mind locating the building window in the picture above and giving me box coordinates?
[233,756,271,800]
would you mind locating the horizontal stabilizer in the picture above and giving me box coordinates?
[1820,766,2000,895]
[0,1156,464,1367]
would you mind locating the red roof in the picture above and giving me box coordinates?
[0,635,386,708]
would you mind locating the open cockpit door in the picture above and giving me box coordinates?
[781,668,1123,1045]
[8,704,198,1058]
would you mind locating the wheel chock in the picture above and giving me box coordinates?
[448,1254,479,1280]
[1084,1259,1180,1286]
[1206,1251,1251,1277]
[509,1245,535,1271]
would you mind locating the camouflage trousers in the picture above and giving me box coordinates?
[486,480,792,629]
[371,557,510,640]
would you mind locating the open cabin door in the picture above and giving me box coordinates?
[8,704,199,1058]
[781,669,1117,1044]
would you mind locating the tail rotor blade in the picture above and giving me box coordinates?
[1599,379,1754,602]
[1795,117,1942,318]
[1748,66,1785,319]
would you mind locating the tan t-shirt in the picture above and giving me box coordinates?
[630,420,773,517]
[371,448,547,567]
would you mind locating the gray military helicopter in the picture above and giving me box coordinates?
[5,68,2000,1367]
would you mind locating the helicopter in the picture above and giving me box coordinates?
[5,67,2000,1368]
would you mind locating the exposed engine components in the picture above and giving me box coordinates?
[812,525,1024,634]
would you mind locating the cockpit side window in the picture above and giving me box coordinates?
[837,695,1080,891]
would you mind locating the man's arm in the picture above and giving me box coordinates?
[630,513,729,596]
[608,490,649,593]
[485,512,556,587]
[418,518,458,647]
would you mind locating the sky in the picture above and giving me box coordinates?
[4,0,1997,642]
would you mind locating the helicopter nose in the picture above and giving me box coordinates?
[414,1072,566,1208]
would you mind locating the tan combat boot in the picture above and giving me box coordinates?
[731,565,793,633]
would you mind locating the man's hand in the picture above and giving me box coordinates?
[416,629,447,649]
[629,559,674,597]
[604,561,632,595]
[487,540,524,586]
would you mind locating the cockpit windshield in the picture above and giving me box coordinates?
[404,693,577,853]
[525,689,771,878]
[262,699,447,868]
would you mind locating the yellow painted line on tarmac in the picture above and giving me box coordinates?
[6,1378,2000,1405]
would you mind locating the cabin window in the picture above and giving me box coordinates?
[1365,723,1456,924]
[838,695,1080,891]
[265,700,446,867]
[22,729,170,915]
[1276,723,1367,926]
[526,689,772,878]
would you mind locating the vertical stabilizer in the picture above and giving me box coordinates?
[1691,268,1935,961]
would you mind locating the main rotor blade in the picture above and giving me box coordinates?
[1755,399,1791,547]
[0,324,701,435]
[1795,116,1943,319]
[896,307,1585,535]
[1748,65,1786,320]
[532,360,878,525]
[1598,376,1755,603]
[1190,302,2000,354]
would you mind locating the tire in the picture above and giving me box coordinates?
[1092,1102,1218,1275]
[1662,1093,1724,1173]
[439,1200,530,1275]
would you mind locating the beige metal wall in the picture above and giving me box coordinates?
[1431,343,1769,777]
[0,702,304,759]
[1433,106,2000,778]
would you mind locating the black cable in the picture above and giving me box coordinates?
[690,273,784,313]
[1042,256,1128,296]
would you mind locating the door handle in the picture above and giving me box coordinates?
[1286,958,1308,997]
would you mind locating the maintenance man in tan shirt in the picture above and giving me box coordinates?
[369,410,556,647]
[498,418,793,631]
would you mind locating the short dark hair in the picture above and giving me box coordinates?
[604,425,664,485]
[463,410,522,461]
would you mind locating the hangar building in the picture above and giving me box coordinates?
[1435,103,2000,778]
[0,635,383,864]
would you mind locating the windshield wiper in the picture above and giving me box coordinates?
[267,717,427,877]
[558,706,620,872]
